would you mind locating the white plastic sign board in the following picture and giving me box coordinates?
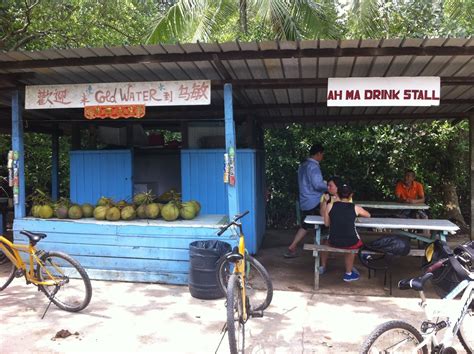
[327,77,440,107]
[25,80,211,109]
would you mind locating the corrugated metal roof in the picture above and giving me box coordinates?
[0,38,473,131]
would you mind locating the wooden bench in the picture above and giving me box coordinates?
[303,243,425,293]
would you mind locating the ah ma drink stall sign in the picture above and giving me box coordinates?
[327,77,440,106]
[25,80,211,118]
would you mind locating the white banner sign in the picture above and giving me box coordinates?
[25,80,211,109]
[327,77,440,107]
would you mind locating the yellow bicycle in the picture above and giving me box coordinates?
[0,230,92,317]
[216,211,273,354]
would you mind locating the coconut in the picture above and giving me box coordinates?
[68,205,83,219]
[189,200,201,215]
[31,205,41,218]
[161,202,180,221]
[81,203,94,218]
[106,207,121,221]
[121,206,136,220]
[55,205,69,219]
[93,206,108,220]
[145,203,161,219]
[117,200,128,209]
[39,205,54,219]
[136,204,147,219]
[180,202,197,220]
[97,196,114,207]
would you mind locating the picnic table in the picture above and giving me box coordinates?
[303,215,459,290]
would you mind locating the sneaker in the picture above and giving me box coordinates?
[343,271,360,282]
[318,266,326,275]
[283,249,298,258]
[352,267,359,276]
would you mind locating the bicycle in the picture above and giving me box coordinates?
[360,252,474,353]
[216,210,273,354]
[0,230,92,318]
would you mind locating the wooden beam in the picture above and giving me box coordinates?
[1,46,473,70]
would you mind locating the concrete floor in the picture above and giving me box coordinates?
[0,228,470,353]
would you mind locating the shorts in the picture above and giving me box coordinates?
[300,206,320,230]
[329,239,364,250]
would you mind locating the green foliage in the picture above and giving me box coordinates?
[147,0,343,44]
[0,0,159,51]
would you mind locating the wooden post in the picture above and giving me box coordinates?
[224,84,239,218]
[51,128,59,201]
[470,115,474,240]
[11,90,26,218]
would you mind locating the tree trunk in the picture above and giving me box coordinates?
[441,181,468,231]
[239,0,248,34]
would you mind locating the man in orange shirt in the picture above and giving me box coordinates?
[395,170,428,219]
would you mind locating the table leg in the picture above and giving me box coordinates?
[313,226,321,290]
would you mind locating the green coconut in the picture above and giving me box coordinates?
[121,206,136,220]
[55,205,69,219]
[39,205,54,219]
[161,202,180,221]
[145,203,161,219]
[31,205,41,218]
[117,200,128,209]
[81,203,94,218]
[68,204,83,219]
[189,200,201,215]
[180,202,197,220]
[93,206,109,220]
[106,207,121,221]
[97,196,114,207]
[136,204,147,219]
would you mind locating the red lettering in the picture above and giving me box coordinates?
[365,90,373,99]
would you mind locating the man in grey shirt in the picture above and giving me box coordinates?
[284,144,327,258]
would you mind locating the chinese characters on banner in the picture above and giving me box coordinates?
[25,80,211,109]
[327,77,440,107]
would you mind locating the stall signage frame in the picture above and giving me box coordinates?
[25,80,211,109]
[327,77,440,107]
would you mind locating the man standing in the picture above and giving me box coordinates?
[284,144,327,258]
[395,169,428,219]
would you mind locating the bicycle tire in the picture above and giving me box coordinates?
[457,303,474,353]
[36,251,92,312]
[216,254,273,311]
[227,274,245,354]
[360,320,428,354]
[0,243,17,291]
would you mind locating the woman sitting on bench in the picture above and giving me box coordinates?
[321,184,371,282]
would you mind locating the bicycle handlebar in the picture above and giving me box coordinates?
[398,258,448,291]
[217,210,250,236]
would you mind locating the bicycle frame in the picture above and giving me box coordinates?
[0,235,62,287]
[414,278,474,352]
[231,222,248,322]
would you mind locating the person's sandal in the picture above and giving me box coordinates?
[283,249,298,258]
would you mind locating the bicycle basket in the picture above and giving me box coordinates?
[423,240,471,298]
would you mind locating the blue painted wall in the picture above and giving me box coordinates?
[13,218,237,284]
[181,149,266,254]
[70,150,133,204]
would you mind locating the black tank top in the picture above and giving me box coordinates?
[328,202,359,247]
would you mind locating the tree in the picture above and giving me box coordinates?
[0,0,158,51]
[147,0,342,44]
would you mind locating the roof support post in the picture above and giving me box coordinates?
[11,90,26,218]
[51,128,59,201]
[470,114,474,241]
[224,83,239,218]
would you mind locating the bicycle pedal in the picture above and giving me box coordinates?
[250,310,263,318]
[14,269,24,278]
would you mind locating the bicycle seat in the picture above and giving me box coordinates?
[20,230,47,245]
[398,273,433,291]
